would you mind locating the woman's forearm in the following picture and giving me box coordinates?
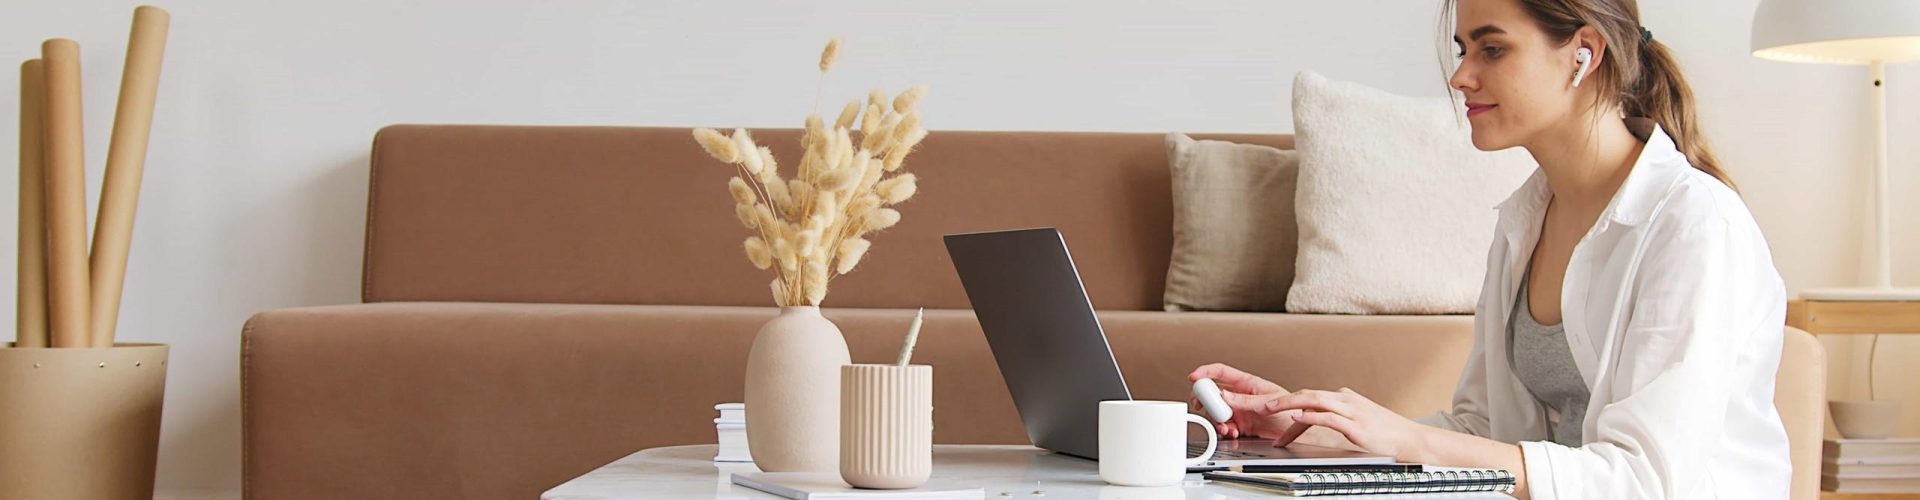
[1410,427,1532,499]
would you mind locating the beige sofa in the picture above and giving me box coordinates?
[242,125,1824,499]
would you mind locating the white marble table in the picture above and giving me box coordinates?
[541,445,1512,499]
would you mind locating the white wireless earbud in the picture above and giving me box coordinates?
[1572,47,1594,88]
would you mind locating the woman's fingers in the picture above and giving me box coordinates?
[1272,419,1314,447]
[1188,363,1283,394]
[1294,410,1361,442]
[1187,362,1232,382]
[1214,419,1243,438]
[1259,389,1354,417]
[1217,389,1278,412]
[1277,410,1360,447]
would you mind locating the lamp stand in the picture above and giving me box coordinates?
[1802,61,1920,301]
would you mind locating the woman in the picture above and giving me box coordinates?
[1189,0,1791,498]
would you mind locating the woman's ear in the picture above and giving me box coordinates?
[1570,25,1610,83]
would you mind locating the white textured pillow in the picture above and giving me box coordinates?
[1285,72,1535,314]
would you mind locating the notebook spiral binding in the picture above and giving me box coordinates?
[1291,469,1516,495]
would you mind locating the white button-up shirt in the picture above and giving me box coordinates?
[1418,120,1792,499]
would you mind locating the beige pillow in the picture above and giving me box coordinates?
[1162,133,1299,312]
[1285,72,1535,314]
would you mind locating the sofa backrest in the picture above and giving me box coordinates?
[363,126,1292,310]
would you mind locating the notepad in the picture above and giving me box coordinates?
[1203,467,1516,496]
[730,472,984,499]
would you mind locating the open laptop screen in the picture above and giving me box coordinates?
[944,227,1131,460]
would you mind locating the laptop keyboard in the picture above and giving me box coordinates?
[1192,443,1265,460]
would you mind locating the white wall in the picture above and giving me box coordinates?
[1,1,1915,497]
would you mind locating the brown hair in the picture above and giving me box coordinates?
[1440,0,1733,188]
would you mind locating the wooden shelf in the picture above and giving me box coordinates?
[1795,299,1920,500]
[1788,300,1920,335]
[1823,492,1920,499]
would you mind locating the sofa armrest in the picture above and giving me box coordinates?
[243,303,770,499]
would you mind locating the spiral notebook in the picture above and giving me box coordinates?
[1203,467,1516,496]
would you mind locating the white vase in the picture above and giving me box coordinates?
[745,306,851,472]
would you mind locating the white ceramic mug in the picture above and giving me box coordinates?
[1098,400,1217,487]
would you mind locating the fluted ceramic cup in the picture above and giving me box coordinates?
[839,364,933,489]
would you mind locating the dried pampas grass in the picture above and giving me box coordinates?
[876,174,917,205]
[729,177,756,205]
[735,203,760,228]
[835,100,861,131]
[819,38,841,72]
[836,238,871,274]
[690,38,930,307]
[745,237,773,270]
[817,167,860,192]
[893,85,928,113]
[863,208,901,233]
[695,128,739,163]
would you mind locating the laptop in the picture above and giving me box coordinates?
[943,227,1394,467]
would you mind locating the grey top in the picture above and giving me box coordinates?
[1510,272,1590,448]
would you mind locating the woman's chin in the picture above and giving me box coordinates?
[1467,129,1514,152]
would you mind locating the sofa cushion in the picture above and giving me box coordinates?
[244,303,1822,500]
[1162,133,1299,312]
[1285,72,1535,314]
[364,126,1290,311]
[242,303,1471,500]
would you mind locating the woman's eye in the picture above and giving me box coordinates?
[1482,46,1504,58]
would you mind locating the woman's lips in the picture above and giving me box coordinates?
[1466,103,1496,118]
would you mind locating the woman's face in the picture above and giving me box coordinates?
[1448,0,1590,151]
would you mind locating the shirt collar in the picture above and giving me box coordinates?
[1495,118,1689,229]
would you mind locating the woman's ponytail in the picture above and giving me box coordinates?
[1628,39,1733,189]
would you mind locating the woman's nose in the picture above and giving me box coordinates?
[1449,62,1477,94]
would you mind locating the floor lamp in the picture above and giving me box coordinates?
[1753,0,1920,301]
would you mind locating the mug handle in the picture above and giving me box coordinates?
[1183,414,1218,467]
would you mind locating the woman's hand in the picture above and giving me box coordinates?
[1185,364,1356,450]
[1186,363,1285,439]
[1259,387,1435,463]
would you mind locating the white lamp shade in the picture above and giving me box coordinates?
[1752,0,1920,64]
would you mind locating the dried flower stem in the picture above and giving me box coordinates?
[734,163,772,215]
[734,170,774,228]
[690,39,926,307]
[814,38,840,116]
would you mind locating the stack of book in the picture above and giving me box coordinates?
[715,403,750,463]
[1824,438,1920,493]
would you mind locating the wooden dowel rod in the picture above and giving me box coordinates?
[91,6,170,347]
[17,59,49,349]
[40,39,90,348]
